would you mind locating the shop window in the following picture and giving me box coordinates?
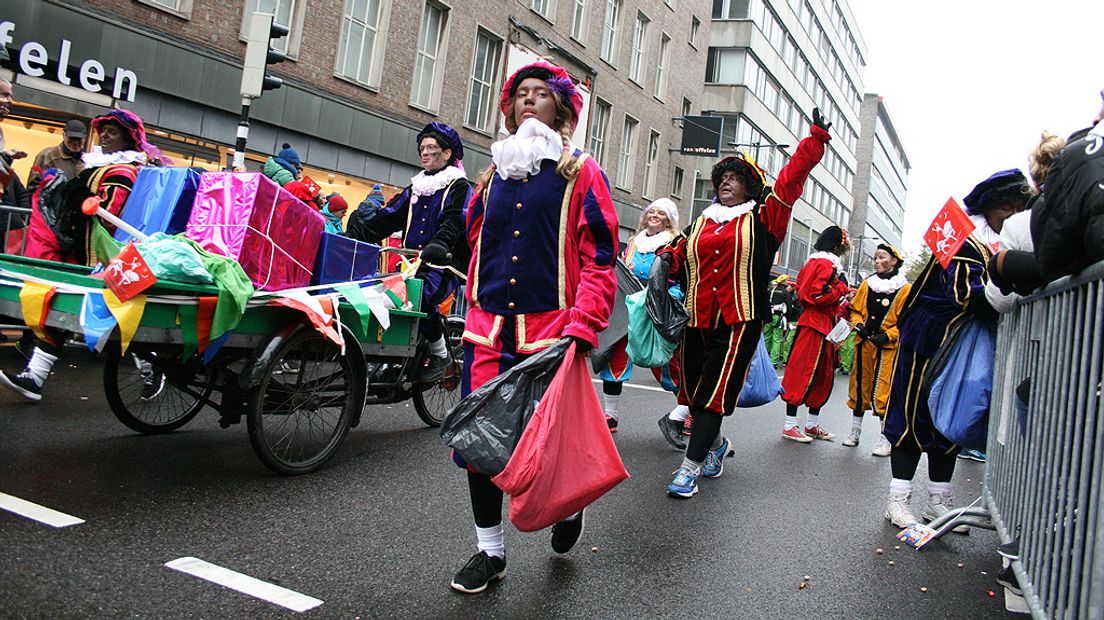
[410,2,450,112]
[571,0,589,43]
[531,0,555,21]
[653,33,670,101]
[335,0,391,89]
[465,29,503,134]
[642,129,660,199]
[588,99,611,168]
[628,11,649,85]
[241,0,305,59]
[616,115,638,190]
[600,0,621,65]
[137,0,193,20]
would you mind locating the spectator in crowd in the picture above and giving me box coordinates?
[0,79,29,254]
[321,193,348,235]
[29,119,87,187]
[764,275,791,367]
[0,79,28,194]
[779,226,851,442]
[263,143,301,186]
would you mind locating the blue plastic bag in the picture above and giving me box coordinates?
[927,321,996,451]
[737,336,783,408]
[626,289,677,368]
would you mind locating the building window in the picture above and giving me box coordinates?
[689,15,700,47]
[653,33,671,100]
[242,0,304,58]
[712,0,753,20]
[588,99,612,167]
[705,47,745,84]
[336,0,390,88]
[465,29,503,133]
[628,12,650,85]
[643,130,660,199]
[531,0,554,21]
[671,166,684,198]
[616,115,639,190]
[600,0,621,64]
[682,97,692,116]
[571,0,588,43]
[138,0,193,19]
[410,2,449,111]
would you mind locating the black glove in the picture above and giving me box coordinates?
[812,107,832,132]
[567,335,593,353]
[869,332,890,347]
[854,322,869,339]
[420,241,450,264]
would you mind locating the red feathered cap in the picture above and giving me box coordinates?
[499,61,584,133]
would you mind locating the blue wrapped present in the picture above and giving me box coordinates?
[311,232,381,285]
[115,167,201,242]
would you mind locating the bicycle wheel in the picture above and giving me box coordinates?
[103,344,210,435]
[246,327,359,475]
[412,315,465,427]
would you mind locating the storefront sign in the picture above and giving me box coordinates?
[0,21,138,102]
[680,115,724,156]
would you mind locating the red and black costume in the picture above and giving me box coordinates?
[781,249,850,409]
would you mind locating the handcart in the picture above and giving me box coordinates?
[0,253,464,475]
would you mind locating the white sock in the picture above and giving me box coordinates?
[428,336,448,359]
[667,404,690,422]
[680,457,703,475]
[889,478,912,496]
[25,348,58,386]
[604,392,620,418]
[784,415,798,430]
[807,414,820,428]
[928,481,953,496]
[475,524,505,559]
[851,417,863,433]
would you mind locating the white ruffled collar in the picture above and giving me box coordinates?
[968,213,1001,252]
[807,251,844,274]
[866,272,908,294]
[701,199,756,224]
[491,117,568,180]
[410,165,467,198]
[631,229,673,254]
[82,149,146,167]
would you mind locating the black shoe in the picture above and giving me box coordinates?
[997,539,1020,561]
[450,551,506,594]
[416,355,447,383]
[658,415,687,450]
[141,372,166,401]
[550,508,585,554]
[0,370,42,402]
[996,565,1022,596]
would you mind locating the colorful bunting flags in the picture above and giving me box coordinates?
[19,281,57,345]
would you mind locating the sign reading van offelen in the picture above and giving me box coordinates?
[0,21,138,102]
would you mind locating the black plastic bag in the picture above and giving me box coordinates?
[440,339,572,476]
[645,254,689,343]
[590,259,644,372]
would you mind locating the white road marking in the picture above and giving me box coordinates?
[590,378,668,393]
[0,492,85,527]
[165,557,322,613]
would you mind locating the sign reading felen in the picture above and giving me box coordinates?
[680,115,724,157]
[0,21,138,102]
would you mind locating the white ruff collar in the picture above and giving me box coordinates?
[491,118,566,180]
[631,229,673,254]
[410,165,466,198]
[968,213,1001,252]
[702,199,756,223]
[807,251,844,274]
[866,272,908,294]
[82,149,146,167]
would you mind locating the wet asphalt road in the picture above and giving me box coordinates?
[0,344,1016,618]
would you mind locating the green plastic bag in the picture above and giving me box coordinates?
[626,289,677,368]
[139,233,215,284]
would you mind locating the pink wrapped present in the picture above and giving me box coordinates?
[186,172,325,291]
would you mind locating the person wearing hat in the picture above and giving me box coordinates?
[320,193,348,234]
[346,122,471,383]
[842,242,910,455]
[263,143,302,187]
[449,60,618,594]
[881,169,1029,532]
[28,119,87,188]
[655,108,831,499]
[779,225,852,443]
[592,197,686,439]
[764,274,792,367]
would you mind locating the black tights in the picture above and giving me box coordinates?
[786,403,821,417]
[467,470,503,528]
[602,380,623,396]
[686,407,724,463]
[890,447,956,483]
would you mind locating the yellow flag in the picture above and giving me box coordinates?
[19,281,57,344]
[103,289,147,354]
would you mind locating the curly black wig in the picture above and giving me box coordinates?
[711,156,767,203]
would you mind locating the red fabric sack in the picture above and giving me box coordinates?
[491,342,630,532]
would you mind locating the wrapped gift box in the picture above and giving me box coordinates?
[311,232,381,285]
[115,167,201,242]
[186,172,325,291]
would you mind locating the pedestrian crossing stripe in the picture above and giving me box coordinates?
[165,557,323,613]
[0,492,85,528]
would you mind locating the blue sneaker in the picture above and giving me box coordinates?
[702,436,731,478]
[667,467,699,498]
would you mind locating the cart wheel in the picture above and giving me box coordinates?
[412,315,465,427]
[246,327,358,475]
[103,344,210,435]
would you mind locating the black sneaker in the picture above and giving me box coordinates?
[0,370,42,402]
[450,551,506,594]
[416,355,446,383]
[996,565,1022,596]
[550,508,585,554]
[141,372,166,401]
[658,415,687,450]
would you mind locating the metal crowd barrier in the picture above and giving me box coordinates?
[929,260,1104,618]
[1,204,29,257]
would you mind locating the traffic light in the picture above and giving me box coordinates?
[241,12,289,98]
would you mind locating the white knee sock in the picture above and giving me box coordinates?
[851,417,863,433]
[807,414,820,428]
[26,348,58,386]
[604,392,620,418]
[889,478,912,497]
[928,481,953,496]
[784,415,798,430]
[428,336,448,359]
[476,525,505,559]
[667,404,690,422]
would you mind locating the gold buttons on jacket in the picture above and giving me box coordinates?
[513,230,521,237]
[714,249,720,254]
[516,202,523,209]
[713,268,719,273]
[522,178,529,183]
[511,256,518,263]
[510,278,517,285]
[508,302,516,309]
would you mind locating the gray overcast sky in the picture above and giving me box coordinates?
[847,0,1104,255]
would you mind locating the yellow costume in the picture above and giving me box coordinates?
[847,273,910,417]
